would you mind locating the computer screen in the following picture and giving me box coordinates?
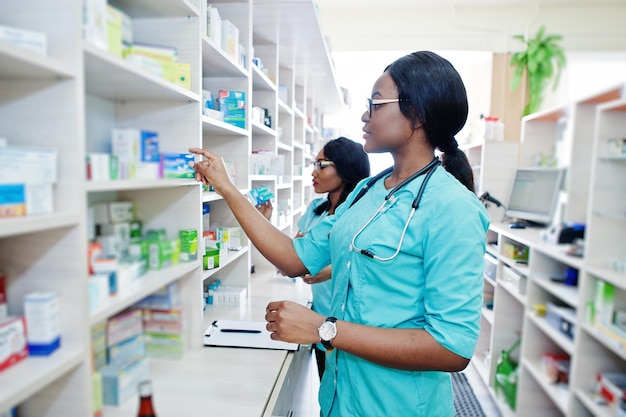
[504,167,565,226]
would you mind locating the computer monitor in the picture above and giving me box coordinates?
[504,167,565,227]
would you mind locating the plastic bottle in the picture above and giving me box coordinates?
[137,380,157,417]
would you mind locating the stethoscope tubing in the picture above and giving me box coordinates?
[348,157,440,261]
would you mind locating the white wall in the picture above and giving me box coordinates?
[324,50,626,176]
[544,52,626,109]
[324,50,494,175]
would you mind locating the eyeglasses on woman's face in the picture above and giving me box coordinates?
[313,160,335,171]
[365,98,407,117]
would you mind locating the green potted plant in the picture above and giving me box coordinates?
[510,25,567,116]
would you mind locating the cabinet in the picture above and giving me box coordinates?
[0,0,341,415]
[473,87,626,417]
[461,140,519,220]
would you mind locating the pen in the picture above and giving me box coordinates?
[220,329,262,333]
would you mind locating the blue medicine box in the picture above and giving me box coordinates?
[218,90,246,129]
[160,153,195,179]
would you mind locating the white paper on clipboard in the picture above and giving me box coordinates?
[204,319,298,351]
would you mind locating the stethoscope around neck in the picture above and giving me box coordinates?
[348,157,441,261]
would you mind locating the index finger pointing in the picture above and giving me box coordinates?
[189,147,212,159]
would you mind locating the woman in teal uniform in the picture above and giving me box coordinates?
[190,50,489,416]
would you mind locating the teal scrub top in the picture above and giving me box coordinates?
[297,198,332,325]
[293,166,490,417]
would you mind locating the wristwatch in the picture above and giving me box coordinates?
[318,316,337,351]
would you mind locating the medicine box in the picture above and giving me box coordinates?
[203,248,220,270]
[86,152,112,181]
[546,302,576,340]
[0,273,6,320]
[161,62,190,90]
[24,291,61,355]
[0,184,26,218]
[107,334,145,368]
[144,332,185,359]
[484,255,497,280]
[91,322,107,370]
[92,201,135,224]
[599,372,626,406]
[106,309,143,347]
[135,282,180,310]
[160,153,195,179]
[501,265,527,295]
[101,358,149,406]
[100,222,131,256]
[594,280,616,326]
[0,24,47,55]
[129,41,177,64]
[541,353,570,384]
[106,4,124,57]
[218,90,246,129]
[179,229,198,262]
[213,286,247,307]
[206,5,222,45]
[0,146,58,184]
[142,307,184,334]
[503,242,529,262]
[147,239,175,270]
[0,316,28,372]
[82,0,107,50]
[92,371,104,417]
[111,128,160,163]
[220,19,239,61]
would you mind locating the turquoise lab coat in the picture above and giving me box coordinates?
[297,198,332,353]
[294,167,490,417]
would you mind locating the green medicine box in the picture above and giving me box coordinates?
[203,248,220,270]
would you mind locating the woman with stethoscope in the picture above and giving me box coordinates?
[190,51,489,416]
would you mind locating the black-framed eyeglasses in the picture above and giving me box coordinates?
[365,98,407,116]
[313,160,335,170]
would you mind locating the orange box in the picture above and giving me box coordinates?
[503,242,529,261]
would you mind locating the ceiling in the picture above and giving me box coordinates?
[313,0,626,53]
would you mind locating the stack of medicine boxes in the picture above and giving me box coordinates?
[136,281,185,359]
[99,308,148,406]
[0,145,57,218]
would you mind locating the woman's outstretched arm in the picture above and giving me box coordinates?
[189,147,308,277]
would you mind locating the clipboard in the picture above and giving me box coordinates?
[204,319,298,351]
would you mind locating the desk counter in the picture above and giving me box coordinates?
[104,271,314,417]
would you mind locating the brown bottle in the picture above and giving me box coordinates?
[137,380,157,417]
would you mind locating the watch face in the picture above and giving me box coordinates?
[319,321,337,341]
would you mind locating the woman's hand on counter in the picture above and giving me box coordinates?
[265,300,323,344]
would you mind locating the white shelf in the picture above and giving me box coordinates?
[0,344,84,413]
[89,262,199,326]
[109,0,199,17]
[201,35,248,78]
[522,358,570,415]
[202,116,249,136]
[84,43,198,102]
[0,42,75,81]
[202,246,250,280]
[85,178,197,192]
[0,212,80,238]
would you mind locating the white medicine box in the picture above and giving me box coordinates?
[24,291,61,355]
